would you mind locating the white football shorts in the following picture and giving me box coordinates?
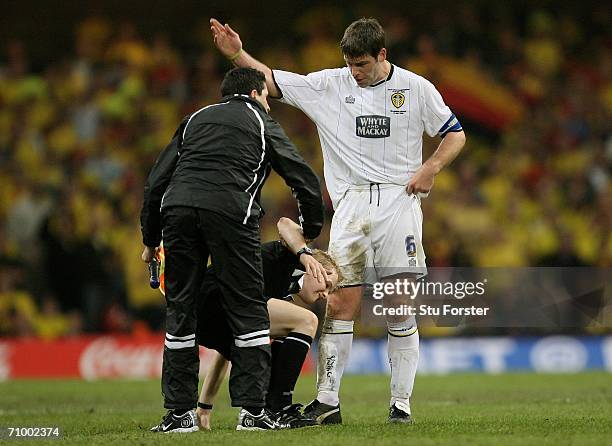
[328,184,427,286]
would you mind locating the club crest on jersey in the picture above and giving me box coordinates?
[391,92,405,108]
[345,95,355,104]
[388,88,408,114]
[356,115,390,138]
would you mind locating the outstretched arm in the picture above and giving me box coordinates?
[210,18,281,98]
[196,350,229,430]
[265,117,324,240]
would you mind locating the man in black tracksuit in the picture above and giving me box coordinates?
[140,68,324,432]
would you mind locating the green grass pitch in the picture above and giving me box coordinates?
[1,373,611,445]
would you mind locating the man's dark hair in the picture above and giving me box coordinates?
[340,18,385,59]
[220,67,266,96]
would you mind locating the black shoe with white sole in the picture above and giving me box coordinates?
[388,402,412,424]
[150,409,199,433]
[273,404,318,429]
[303,399,342,425]
[236,408,283,431]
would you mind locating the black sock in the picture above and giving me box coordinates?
[266,338,285,408]
[267,332,312,411]
[243,406,262,415]
[270,338,285,386]
[172,409,189,416]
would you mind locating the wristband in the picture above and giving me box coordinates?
[296,246,314,258]
[198,402,213,410]
[229,48,243,61]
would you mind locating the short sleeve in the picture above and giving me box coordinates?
[421,78,461,138]
[272,69,330,109]
[261,240,299,275]
[261,240,301,298]
[261,240,291,264]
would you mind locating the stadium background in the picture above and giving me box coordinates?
[0,0,610,379]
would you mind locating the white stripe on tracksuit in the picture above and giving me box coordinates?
[235,329,270,348]
[235,337,270,348]
[243,102,267,224]
[165,332,196,349]
[166,333,195,341]
[236,329,269,340]
[182,101,230,141]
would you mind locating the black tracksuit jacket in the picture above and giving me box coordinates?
[140,94,324,246]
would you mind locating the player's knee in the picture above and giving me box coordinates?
[294,310,318,338]
[303,311,318,338]
[325,296,343,318]
[385,314,409,324]
[326,289,359,320]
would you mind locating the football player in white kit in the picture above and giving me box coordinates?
[210,17,466,424]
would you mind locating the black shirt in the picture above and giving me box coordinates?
[260,240,304,298]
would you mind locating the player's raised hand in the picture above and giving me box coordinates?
[210,18,242,58]
[406,163,436,196]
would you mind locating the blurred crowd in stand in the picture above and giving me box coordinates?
[0,4,610,338]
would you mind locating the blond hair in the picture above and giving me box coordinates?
[312,249,343,286]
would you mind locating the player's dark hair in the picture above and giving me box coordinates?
[220,67,266,96]
[340,18,385,58]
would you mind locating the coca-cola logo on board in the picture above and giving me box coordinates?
[79,338,163,380]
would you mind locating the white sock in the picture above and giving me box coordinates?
[316,318,354,406]
[387,318,419,410]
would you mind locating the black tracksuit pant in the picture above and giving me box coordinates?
[161,206,270,409]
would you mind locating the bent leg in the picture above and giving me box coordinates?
[268,298,318,338]
[266,299,316,410]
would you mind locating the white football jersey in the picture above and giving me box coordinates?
[273,65,459,209]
